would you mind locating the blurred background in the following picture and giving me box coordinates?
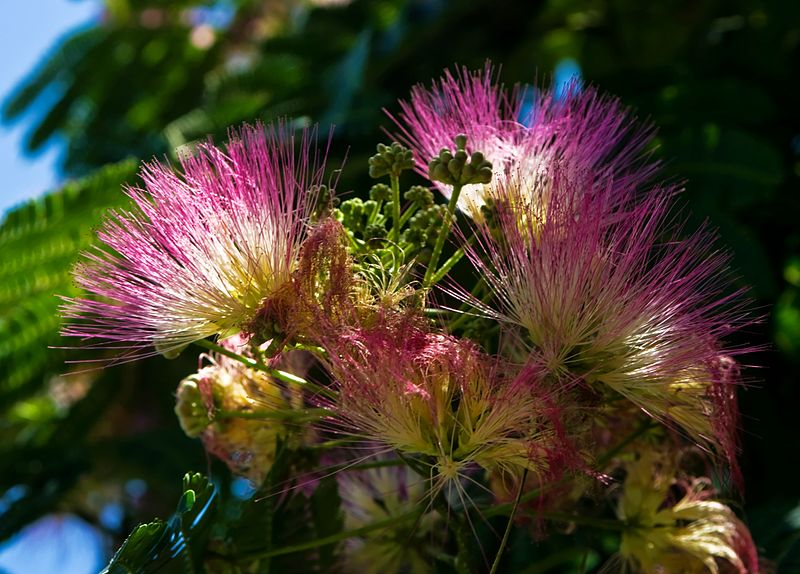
[0,0,798,572]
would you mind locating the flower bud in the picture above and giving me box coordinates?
[175,376,212,438]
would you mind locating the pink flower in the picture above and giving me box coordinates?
[460,170,752,475]
[61,123,330,357]
[388,63,656,221]
[319,316,573,491]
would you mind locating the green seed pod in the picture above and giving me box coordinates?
[447,158,462,178]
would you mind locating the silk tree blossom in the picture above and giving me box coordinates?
[460,172,750,474]
[320,316,572,495]
[389,64,656,221]
[616,454,758,573]
[337,452,441,574]
[61,123,329,357]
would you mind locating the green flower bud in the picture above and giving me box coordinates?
[403,227,424,245]
[404,185,434,207]
[363,199,377,214]
[368,142,415,179]
[364,223,386,242]
[369,183,392,202]
[340,198,368,232]
[175,377,212,438]
[427,135,493,186]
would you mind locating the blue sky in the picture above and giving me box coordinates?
[0,0,99,216]
[0,514,106,574]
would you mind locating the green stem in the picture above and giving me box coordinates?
[238,507,424,561]
[215,408,328,422]
[390,173,401,244]
[430,247,464,285]
[398,202,419,228]
[283,342,327,357]
[368,197,383,225]
[490,469,528,574]
[344,228,363,253]
[306,438,356,450]
[423,183,463,288]
[270,368,306,386]
[195,337,261,369]
[193,339,336,399]
[429,235,475,286]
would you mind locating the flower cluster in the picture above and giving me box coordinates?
[62,66,759,572]
[390,63,657,221]
[461,174,747,478]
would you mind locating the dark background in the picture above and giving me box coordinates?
[0,0,798,571]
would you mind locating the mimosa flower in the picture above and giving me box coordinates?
[617,454,758,573]
[337,452,440,574]
[389,63,656,221]
[320,317,571,494]
[462,174,750,469]
[62,123,329,357]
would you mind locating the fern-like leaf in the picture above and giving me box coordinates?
[0,160,138,409]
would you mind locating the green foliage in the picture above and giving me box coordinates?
[0,160,138,409]
[102,472,217,574]
[776,255,800,350]
[310,477,344,565]
[198,441,345,573]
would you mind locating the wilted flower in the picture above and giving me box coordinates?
[321,317,570,494]
[337,452,440,574]
[175,335,305,483]
[62,123,329,357]
[390,63,655,220]
[283,217,420,345]
[616,454,758,573]
[461,172,749,472]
